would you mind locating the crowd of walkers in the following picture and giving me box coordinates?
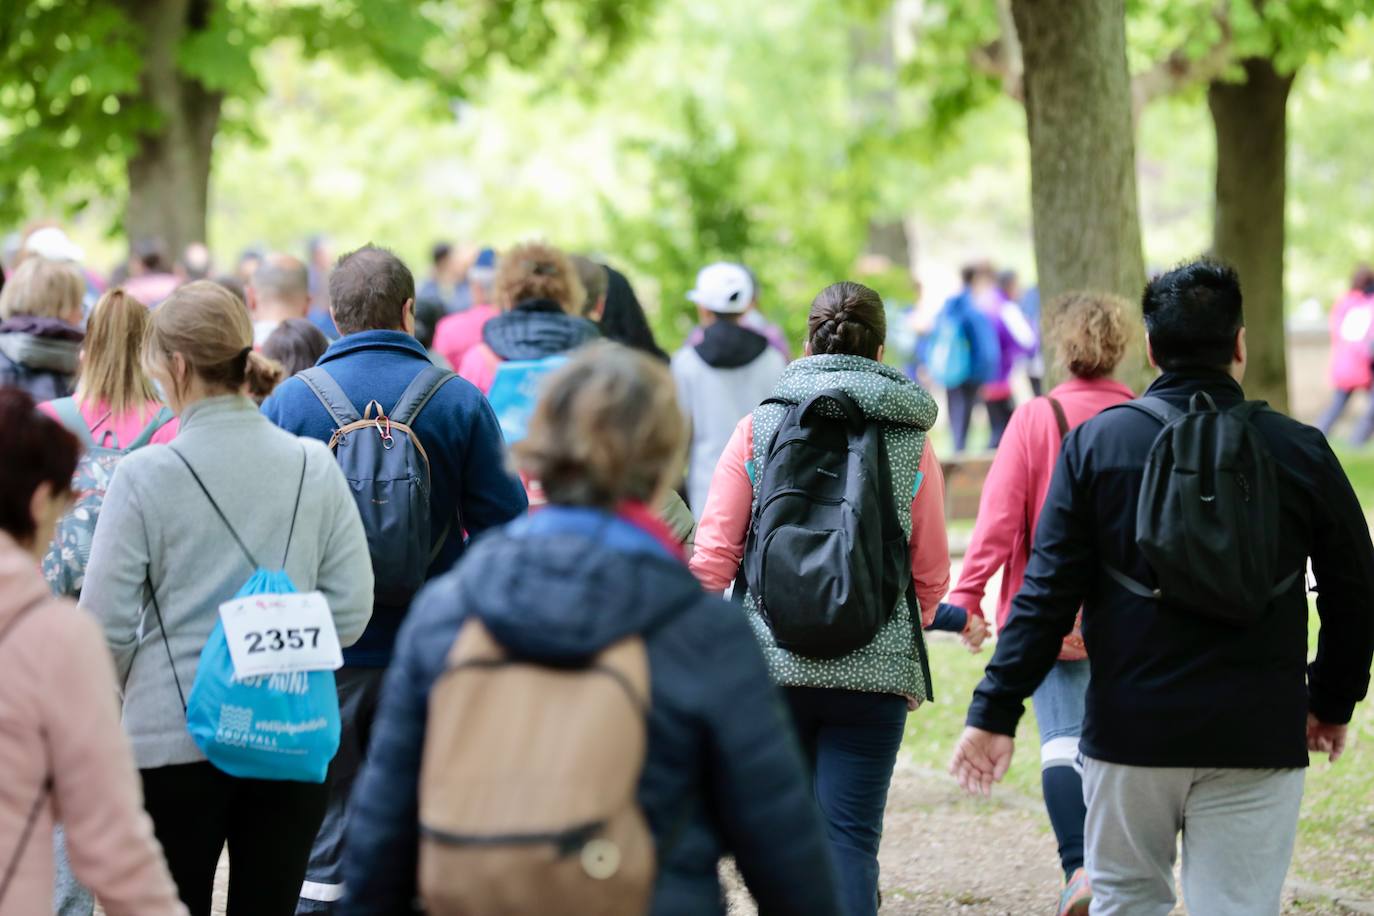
[0,223,1372,916]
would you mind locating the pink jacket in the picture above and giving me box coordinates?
[691,415,950,624]
[433,304,498,374]
[37,396,180,447]
[947,377,1134,638]
[1328,290,1374,392]
[456,342,502,394]
[0,534,185,916]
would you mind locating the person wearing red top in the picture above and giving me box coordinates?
[945,291,1133,916]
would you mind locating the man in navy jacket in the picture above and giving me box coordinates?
[262,244,527,913]
[952,260,1374,916]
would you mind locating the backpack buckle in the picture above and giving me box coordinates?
[375,415,395,449]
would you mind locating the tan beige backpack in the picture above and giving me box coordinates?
[418,618,656,915]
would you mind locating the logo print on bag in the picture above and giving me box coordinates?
[219,704,253,732]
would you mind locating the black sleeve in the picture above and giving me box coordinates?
[966,428,1096,736]
[1307,436,1374,724]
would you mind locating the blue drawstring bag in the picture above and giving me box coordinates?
[185,568,341,783]
[150,447,341,783]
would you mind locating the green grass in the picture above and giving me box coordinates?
[906,615,1374,896]
[1333,445,1374,510]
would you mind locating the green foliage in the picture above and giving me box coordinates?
[0,0,657,232]
[0,1,149,220]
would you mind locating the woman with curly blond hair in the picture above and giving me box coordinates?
[944,290,1134,916]
[455,241,599,394]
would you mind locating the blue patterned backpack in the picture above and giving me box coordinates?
[42,399,173,597]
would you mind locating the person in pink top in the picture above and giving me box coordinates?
[38,288,179,447]
[692,282,953,916]
[432,248,499,371]
[1316,265,1374,442]
[0,389,186,916]
[945,290,1133,916]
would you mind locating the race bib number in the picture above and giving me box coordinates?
[218,592,343,678]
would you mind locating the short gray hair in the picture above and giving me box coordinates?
[249,254,309,301]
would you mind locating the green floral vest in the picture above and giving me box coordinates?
[744,355,939,704]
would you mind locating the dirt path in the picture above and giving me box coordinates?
[727,758,1366,915]
[184,758,1366,916]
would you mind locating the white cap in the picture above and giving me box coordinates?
[687,262,754,315]
[23,227,85,264]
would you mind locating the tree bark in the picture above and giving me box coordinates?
[1208,58,1294,412]
[1010,0,1148,386]
[121,0,222,260]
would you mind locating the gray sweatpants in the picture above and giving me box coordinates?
[1082,758,1305,916]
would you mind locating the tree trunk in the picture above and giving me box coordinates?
[1010,0,1148,386]
[1208,58,1294,412]
[122,0,222,260]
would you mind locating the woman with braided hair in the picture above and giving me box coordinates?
[692,281,958,916]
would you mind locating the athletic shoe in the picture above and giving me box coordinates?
[1058,867,1092,916]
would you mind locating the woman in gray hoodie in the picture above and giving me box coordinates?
[81,281,374,916]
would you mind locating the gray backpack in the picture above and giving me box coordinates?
[299,365,455,606]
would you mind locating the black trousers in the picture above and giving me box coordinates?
[141,761,329,916]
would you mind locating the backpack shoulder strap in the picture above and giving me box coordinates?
[50,397,95,447]
[297,367,363,428]
[1117,396,1184,427]
[390,365,456,426]
[1045,396,1070,440]
[127,406,174,450]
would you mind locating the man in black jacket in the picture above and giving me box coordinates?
[951,260,1374,916]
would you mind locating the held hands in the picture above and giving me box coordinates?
[949,727,1014,797]
[961,613,990,653]
[1307,713,1348,763]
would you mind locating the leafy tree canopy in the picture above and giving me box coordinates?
[0,0,654,227]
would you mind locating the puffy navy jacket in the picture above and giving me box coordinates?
[339,506,841,915]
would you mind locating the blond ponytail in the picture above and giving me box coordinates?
[76,288,159,414]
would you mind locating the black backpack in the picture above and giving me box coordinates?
[1107,392,1301,624]
[740,389,918,661]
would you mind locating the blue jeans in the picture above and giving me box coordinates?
[1032,659,1091,876]
[784,687,908,916]
[1032,658,1089,745]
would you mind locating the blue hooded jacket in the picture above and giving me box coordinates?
[261,330,528,665]
[339,507,841,915]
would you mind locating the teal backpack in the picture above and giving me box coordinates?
[486,355,568,444]
[42,399,173,597]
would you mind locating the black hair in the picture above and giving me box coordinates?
[599,265,668,362]
[262,318,330,378]
[1141,259,1243,371]
[431,241,453,267]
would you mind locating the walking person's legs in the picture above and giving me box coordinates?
[1317,388,1354,437]
[1349,390,1374,446]
[1030,660,1090,912]
[141,762,233,916]
[787,687,907,916]
[1081,758,1189,916]
[296,667,386,914]
[227,776,330,915]
[948,382,978,453]
[985,397,1015,449]
[1178,768,1305,916]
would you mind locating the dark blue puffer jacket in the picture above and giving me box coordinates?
[339,506,841,916]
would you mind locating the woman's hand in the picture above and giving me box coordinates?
[961,612,990,653]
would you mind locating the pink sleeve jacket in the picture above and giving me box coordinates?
[947,377,1134,632]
